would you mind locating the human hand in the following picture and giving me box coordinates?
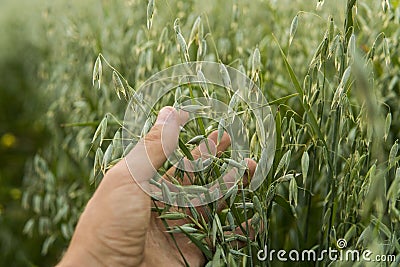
[57,106,256,267]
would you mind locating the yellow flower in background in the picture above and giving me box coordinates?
[10,188,22,200]
[1,133,17,148]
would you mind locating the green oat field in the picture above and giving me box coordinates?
[1,0,399,266]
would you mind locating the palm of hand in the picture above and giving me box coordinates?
[59,108,255,267]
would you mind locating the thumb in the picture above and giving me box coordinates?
[125,106,188,184]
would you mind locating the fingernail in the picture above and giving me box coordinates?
[155,107,176,125]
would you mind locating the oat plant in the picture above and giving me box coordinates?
[21,0,400,266]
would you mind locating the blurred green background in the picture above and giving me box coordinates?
[1,0,399,266]
[0,0,50,265]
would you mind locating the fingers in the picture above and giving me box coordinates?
[192,130,231,159]
[220,158,257,189]
[160,158,257,226]
[163,130,231,185]
[124,107,188,185]
[184,158,257,221]
[213,158,257,212]
[224,220,256,249]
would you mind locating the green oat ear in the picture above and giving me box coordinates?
[146,0,154,30]
[112,71,125,100]
[289,14,299,47]
[250,147,269,191]
[91,115,108,146]
[384,112,391,142]
[92,55,102,89]
[251,47,261,78]
[301,151,309,187]
[189,16,203,48]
